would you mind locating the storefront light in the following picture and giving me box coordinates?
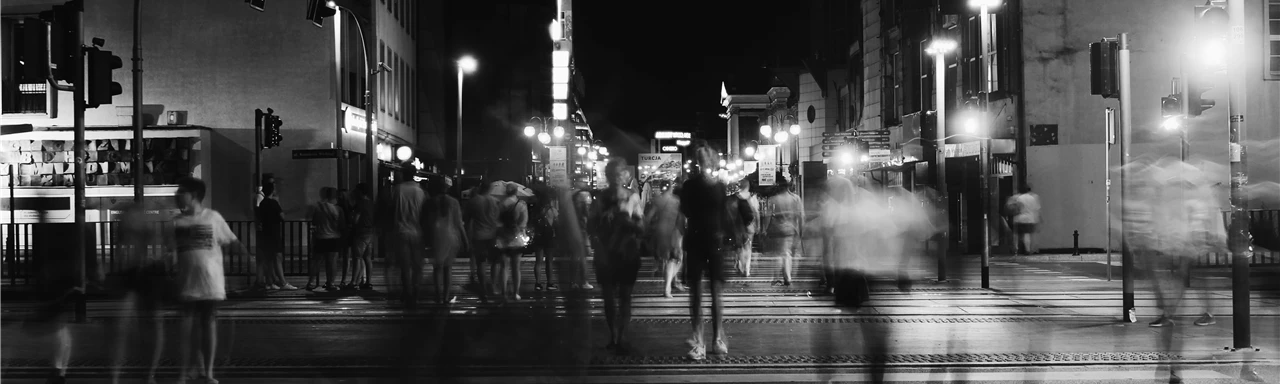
[396,146,413,162]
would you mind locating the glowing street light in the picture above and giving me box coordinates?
[538,132,551,145]
[553,125,565,138]
[760,125,772,137]
[789,123,801,135]
[1161,116,1183,131]
[458,56,478,74]
[744,145,756,159]
[774,131,789,143]
[964,117,979,134]
[523,125,536,137]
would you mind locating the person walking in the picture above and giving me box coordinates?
[680,143,733,360]
[464,181,500,302]
[495,182,530,301]
[110,203,166,384]
[1009,186,1041,255]
[530,186,561,292]
[588,158,646,353]
[425,177,467,304]
[386,165,427,307]
[761,174,804,286]
[731,178,760,277]
[645,179,685,298]
[170,177,250,384]
[307,187,346,291]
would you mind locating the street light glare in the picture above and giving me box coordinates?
[964,118,978,134]
[760,125,772,137]
[458,56,477,73]
[549,19,563,41]
[926,39,958,55]
[523,125,535,137]
[774,131,789,143]
[968,0,1000,8]
[553,125,565,138]
[1162,116,1183,131]
[789,124,801,135]
[839,152,853,165]
[744,146,756,159]
[538,132,551,144]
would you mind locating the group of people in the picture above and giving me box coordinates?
[252,175,378,293]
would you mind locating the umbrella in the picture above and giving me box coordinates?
[489,181,535,198]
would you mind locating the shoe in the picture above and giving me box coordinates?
[582,283,594,290]
[360,283,373,290]
[535,283,544,292]
[323,284,337,291]
[513,294,522,301]
[687,344,706,361]
[664,292,674,298]
[280,284,299,290]
[1194,313,1216,326]
[712,339,729,355]
[267,284,281,290]
[1149,316,1174,327]
[305,284,316,291]
[548,284,559,291]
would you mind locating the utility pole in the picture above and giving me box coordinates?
[1225,0,1252,351]
[71,0,88,323]
[1117,33,1135,322]
[978,3,993,289]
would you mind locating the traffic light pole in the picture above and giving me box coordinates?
[71,0,88,323]
[932,51,949,283]
[1226,0,1252,351]
[131,0,143,204]
[1117,33,1136,323]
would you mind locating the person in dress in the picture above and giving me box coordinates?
[495,182,530,301]
[346,183,377,290]
[425,177,467,304]
[254,182,295,290]
[645,179,685,298]
[170,177,250,384]
[590,157,646,353]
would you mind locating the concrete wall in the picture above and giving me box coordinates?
[798,73,826,161]
[1022,0,1280,249]
[2,0,419,221]
[859,0,883,131]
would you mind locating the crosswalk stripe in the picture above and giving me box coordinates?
[445,370,1231,383]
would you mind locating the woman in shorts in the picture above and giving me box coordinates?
[308,187,346,291]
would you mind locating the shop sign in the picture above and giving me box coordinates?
[654,131,692,139]
[548,146,569,188]
[342,104,375,134]
[637,153,682,183]
[757,145,778,186]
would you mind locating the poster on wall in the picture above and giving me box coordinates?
[757,145,778,186]
[637,153,682,183]
[593,161,608,189]
[548,146,569,188]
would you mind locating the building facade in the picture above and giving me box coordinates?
[2,0,430,221]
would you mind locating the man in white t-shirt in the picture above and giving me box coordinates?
[1010,187,1041,255]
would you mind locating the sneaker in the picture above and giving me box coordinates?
[712,339,729,355]
[535,283,544,292]
[581,283,594,290]
[513,294,522,301]
[280,284,299,290]
[1149,316,1174,327]
[1194,313,1216,326]
[547,284,559,291]
[360,283,373,290]
[267,284,281,290]
[687,344,706,361]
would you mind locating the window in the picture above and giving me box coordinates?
[394,53,401,121]
[2,18,51,115]
[408,67,414,128]
[1268,0,1279,79]
[379,41,386,112]
[963,13,1000,94]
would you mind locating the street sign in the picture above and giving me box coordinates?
[821,144,844,151]
[292,149,344,159]
[821,132,857,137]
[821,138,850,145]
[548,146,569,187]
[860,136,892,143]
[869,143,892,149]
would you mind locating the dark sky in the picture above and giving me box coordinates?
[447,0,806,162]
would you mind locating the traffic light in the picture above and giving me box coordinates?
[267,115,284,148]
[307,0,336,28]
[86,46,123,108]
[246,0,265,11]
[1160,94,1182,118]
[1090,39,1119,99]
[39,1,80,83]
[1186,75,1216,117]
[255,108,266,148]
[19,18,50,81]
[1185,4,1227,117]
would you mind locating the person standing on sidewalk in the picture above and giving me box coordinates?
[680,143,732,360]
[307,187,345,291]
[495,182,530,301]
[345,183,376,290]
[1009,187,1041,255]
[589,157,646,353]
[530,185,561,293]
[170,177,250,384]
[464,181,500,302]
[110,203,167,384]
[254,182,295,290]
[760,174,803,286]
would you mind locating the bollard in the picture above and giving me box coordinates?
[1073,230,1080,255]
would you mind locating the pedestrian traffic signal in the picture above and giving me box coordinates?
[1090,39,1119,99]
[18,18,51,81]
[1160,94,1181,118]
[266,116,284,148]
[306,0,336,28]
[86,47,123,108]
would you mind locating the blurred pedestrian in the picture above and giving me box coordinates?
[425,177,467,304]
[530,185,561,292]
[111,202,166,384]
[760,174,802,286]
[645,179,686,297]
[170,177,250,384]
[386,165,427,308]
[1008,186,1041,255]
[25,208,98,384]
[307,187,345,291]
[346,183,376,290]
[464,181,500,302]
[590,157,646,353]
[680,143,731,360]
[571,188,596,290]
[731,178,760,277]
[495,182,530,301]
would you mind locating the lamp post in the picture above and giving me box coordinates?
[970,0,999,288]
[456,56,477,181]
[329,3,389,201]
[926,38,957,282]
[525,116,555,180]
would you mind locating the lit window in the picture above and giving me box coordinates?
[1268,0,1280,79]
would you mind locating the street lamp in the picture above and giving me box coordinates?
[774,131,789,143]
[744,144,757,160]
[524,125,536,137]
[456,55,477,180]
[970,0,1000,289]
[760,125,772,137]
[553,125,565,138]
[926,37,957,283]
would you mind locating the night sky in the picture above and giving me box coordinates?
[447,0,806,161]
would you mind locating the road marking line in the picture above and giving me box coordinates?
[446,370,1232,383]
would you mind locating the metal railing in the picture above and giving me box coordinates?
[2,220,314,286]
[1194,209,1280,267]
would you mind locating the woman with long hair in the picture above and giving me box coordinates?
[495,183,530,301]
[425,177,467,304]
[530,186,560,292]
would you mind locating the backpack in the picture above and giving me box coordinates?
[499,200,522,229]
[737,196,755,228]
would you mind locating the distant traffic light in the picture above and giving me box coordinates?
[266,115,284,148]
[86,47,123,108]
[1185,4,1227,117]
[39,2,79,83]
[307,0,336,28]
[1160,94,1181,118]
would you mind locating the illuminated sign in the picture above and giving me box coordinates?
[675,139,691,147]
[654,131,692,139]
[660,145,679,152]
